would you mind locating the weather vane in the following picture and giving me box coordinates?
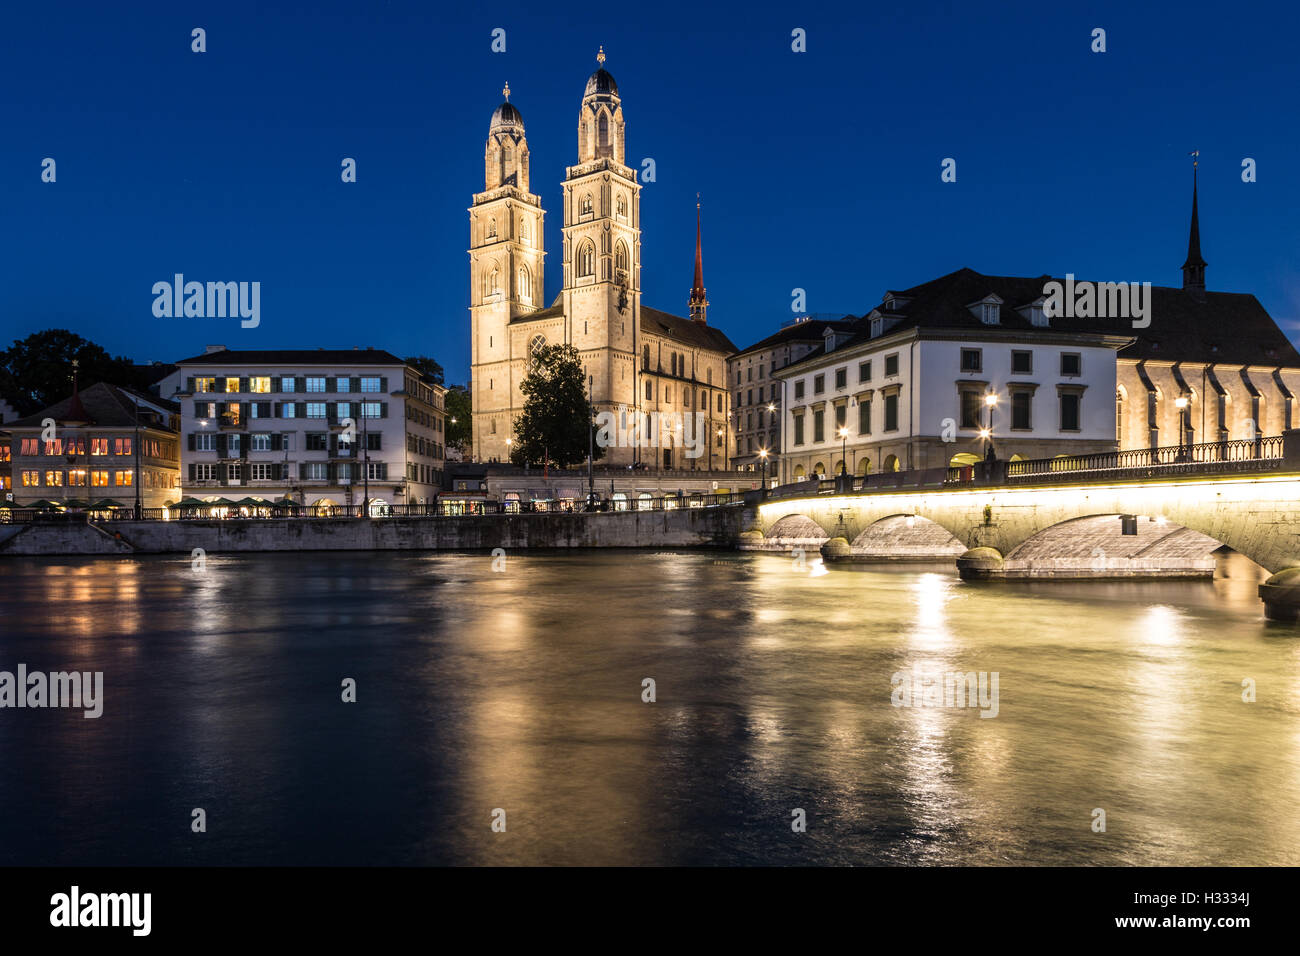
[1190,149,1199,168]
[502,82,510,101]
[597,45,605,65]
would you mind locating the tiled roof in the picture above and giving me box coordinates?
[640,306,738,353]
[173,348,406,366]
[786,268,1299,370]
[732,319,859,358]
[6,382,180,430]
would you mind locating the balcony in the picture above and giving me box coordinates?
[218,414,242,431]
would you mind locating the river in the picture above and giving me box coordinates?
[1,549,1297,865]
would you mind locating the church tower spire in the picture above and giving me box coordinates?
[689,198,708,324]
[1182,152,1207,297]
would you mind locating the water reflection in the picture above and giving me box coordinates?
[0,550,1296,866]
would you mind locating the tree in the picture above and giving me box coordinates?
[444,385,471,451]
[403,356,445,385]
[510,343,602,468]
[0,330,140,414]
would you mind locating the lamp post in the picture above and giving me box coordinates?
[361,402,370,518]
[758,446,769,497]
[983,392,998,460]
[1175,396,1189,462]
[133,399,142,519]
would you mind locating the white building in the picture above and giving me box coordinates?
[172,347,446,512]
[775,272,1129,483]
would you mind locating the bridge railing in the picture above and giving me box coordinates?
[1003,436,1285,483]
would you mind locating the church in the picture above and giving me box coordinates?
[469,50,738,469]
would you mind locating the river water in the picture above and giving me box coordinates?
[1,549,1297,866]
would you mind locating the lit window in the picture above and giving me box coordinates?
[250,377,271,393]
[224,378,240,393]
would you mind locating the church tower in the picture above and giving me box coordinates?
[470,84,546,462]
[561,48,641,461]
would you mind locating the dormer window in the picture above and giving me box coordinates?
[871,316,883,337]
[968,294,1003,325]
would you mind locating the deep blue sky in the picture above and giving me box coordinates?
[3,0,1298,384]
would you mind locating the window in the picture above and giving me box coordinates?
[642,345,650,370]
[615,241,629,272]
[885,354,899,376]
[1060,353,1082,376]
[835,368,847,389]
[45,470,65,486]
[224,378,240,393]
[1060,392,1081,431]
[793,415,805,445]
[981,303,1000,325]
[360,377,382,393]
[1011,391,1032,429]
[306,377,326,393]
[306,402,327,419]
[794,381,805,400]
[250,377,271,393]
[306,433,328,451]
[366,462,387,480]
[303,463,328,480]
[91,470,110,487]
[88,438,108,456]
[21,438,40,456]
[226,464,241,481]
[336,377,352,393]
[581,194,593,215]
[115,438,132,456]
[281,377,297,392]
[282,403,297,418]
[336,402,352,422]
[616,195,627,218]
[813,409,825,443]
[858,399,871,434]
[960,390,982,429]
[366,433,381,451]
[227,434,242,456]
[813,375,825,394]
[195,433,215,451]
[194,463,216,481]
[859,361,871,383]
[645,381,652,400]
[746,367,753,382]
[961,349,982,373]
[249,463,275,480]
[518,265,532,300]
[43,439,62,455]
[884,394,899,431]
[834,405,846,428]
[195,377,216,393]
[251,434,272,452]
[22,470,40,486]
[361,402,382,419]
[1011,350,1033,374]
[114,471,133,487]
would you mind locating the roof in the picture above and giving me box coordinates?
[784,268,1299,371]
[640,305,738,353]
[6,382,180,431]
[173,348,408,366]
[585,68,618,98]
[732,319,859,359]
[490,101,524,130]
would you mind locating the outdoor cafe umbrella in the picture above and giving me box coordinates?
[25,499,64,510]
[234,496,269,508]
[62,498,91,508]
[90,498,126,509]
[170,497,208,509]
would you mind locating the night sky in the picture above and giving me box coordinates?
[3,0,1298,383]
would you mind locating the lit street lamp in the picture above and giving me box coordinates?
[758,446,769,495]
[983,392,998,460]
[1175,396,1189,461]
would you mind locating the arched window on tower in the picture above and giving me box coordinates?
[518,265,532,303]
[615,240,629,273]
[616,195,627,220]
[576,240,595,278]
[520,218,530,244]
[580,194,593,217]
[642,344,650,370]
[597,112,611,158]
[483,266,499,299]
[486,218,497,240]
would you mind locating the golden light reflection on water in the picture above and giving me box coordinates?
[2,549,1299,866]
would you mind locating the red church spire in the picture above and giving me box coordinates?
[689,196,708,324]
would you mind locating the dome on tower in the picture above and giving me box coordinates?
[584,67,618,98]
[489,83,524,131]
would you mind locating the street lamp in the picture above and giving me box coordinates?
[837,426,849,476]
[983,392,998,460]
[758,446,769,494]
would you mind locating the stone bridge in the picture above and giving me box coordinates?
[745,470,1300,621]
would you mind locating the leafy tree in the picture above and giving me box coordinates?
[0,330,139,414]
[444,384,471,451]
[403,355,445,385]
[510,343,602,468]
